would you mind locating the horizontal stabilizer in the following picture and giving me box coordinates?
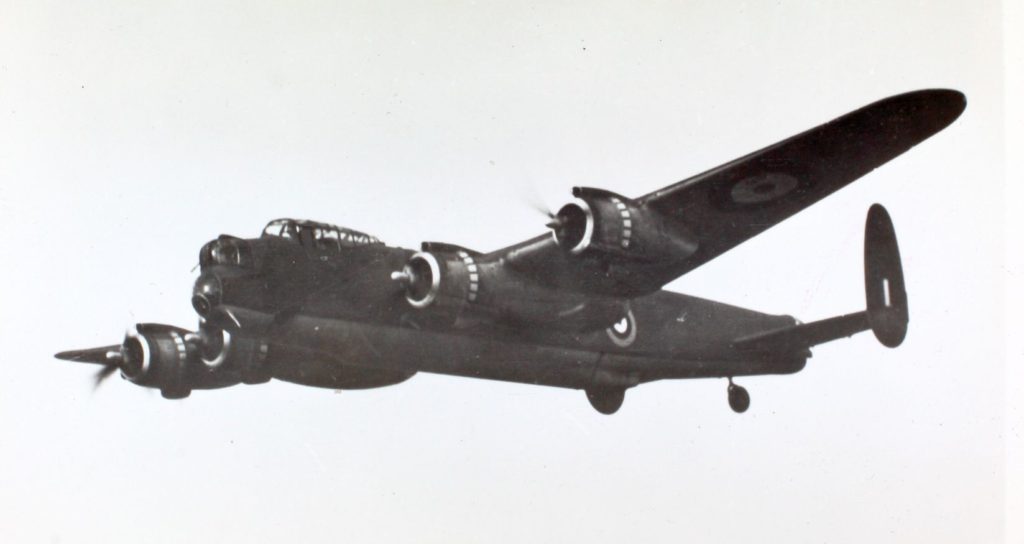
[734,311,869,353]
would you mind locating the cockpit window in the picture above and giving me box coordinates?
[261,218,383,248]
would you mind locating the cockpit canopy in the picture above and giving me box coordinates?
[262,218,384,248]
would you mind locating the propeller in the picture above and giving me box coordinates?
[93,364,119,389]
[511,175,559,220]
[55,344,124,390]
[56,322,233,392]
[526,198,556,221]
[517,185,571,234]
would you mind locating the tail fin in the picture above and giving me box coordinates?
[734,204,908,353]
[864,204,908,347]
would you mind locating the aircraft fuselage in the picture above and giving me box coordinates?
[59,90,955,413]
[195,232,804,393]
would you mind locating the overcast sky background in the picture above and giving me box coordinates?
[0,1,1017,542]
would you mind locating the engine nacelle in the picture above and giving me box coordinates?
[549,187,698,263]
[394,251,478,310]
[392,250,625,331]
[119,323,266,398]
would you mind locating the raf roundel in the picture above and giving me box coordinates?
[730,172,800,205]
[605,308,638,347]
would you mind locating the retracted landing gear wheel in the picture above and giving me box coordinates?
[586,388,625,415]
[727,379,750,413]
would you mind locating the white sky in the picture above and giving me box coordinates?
[0,1,1017,543]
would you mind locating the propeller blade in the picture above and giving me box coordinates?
[527,199,555,219]
[512,177,556,219]
[92,364,119,390]
[54,345,122,366]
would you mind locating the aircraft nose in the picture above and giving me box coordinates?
[192,272,222,317]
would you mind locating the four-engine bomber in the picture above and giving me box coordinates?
[56,89,965,414]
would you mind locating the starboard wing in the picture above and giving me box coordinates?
[499,89,965,296]
[636,89,965,278]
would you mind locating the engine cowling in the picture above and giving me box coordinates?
[118,322,267,398]
[393,251,477,310]
[118,324,194,398]
[549,187,698,263]
[392,250,625,331]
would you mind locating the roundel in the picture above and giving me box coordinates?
[605,308,638,347]
[729,172,799,205]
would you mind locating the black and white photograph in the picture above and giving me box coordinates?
[1,1,1019,542]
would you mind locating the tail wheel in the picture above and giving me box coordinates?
[727,380,750,413]
[586,388,625,415]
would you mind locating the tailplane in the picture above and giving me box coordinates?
[734,203,908,353]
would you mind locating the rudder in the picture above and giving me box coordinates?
[864,204,908,347]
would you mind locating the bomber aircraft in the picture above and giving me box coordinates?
[56,89,966,414]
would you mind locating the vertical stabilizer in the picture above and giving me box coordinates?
[864,204,908,347]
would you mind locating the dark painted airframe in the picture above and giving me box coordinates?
[57,90,966,414]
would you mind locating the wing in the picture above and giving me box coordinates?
[499,89,965,296]
[636,88,966,276]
